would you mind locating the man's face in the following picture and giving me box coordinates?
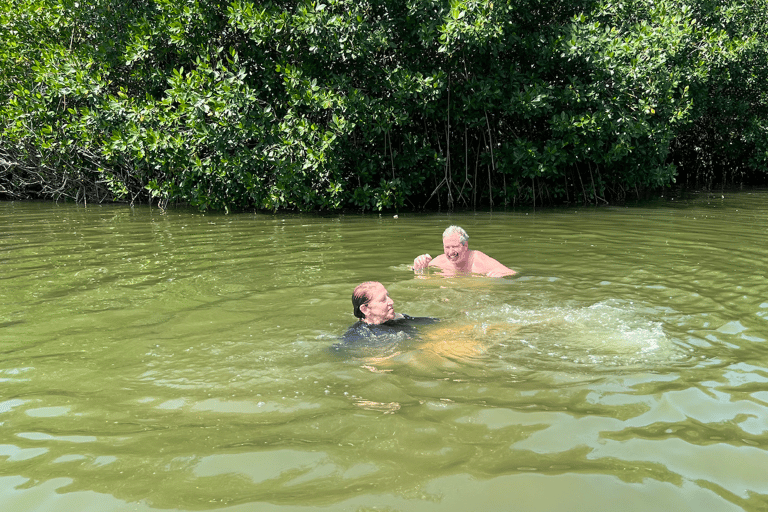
[443,233,468,264]
[361,283,395,324]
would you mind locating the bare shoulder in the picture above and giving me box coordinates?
[472,251,516,275]
[429,254,449,267]
[472,250,499,267]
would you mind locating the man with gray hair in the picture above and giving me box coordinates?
[413,225,516,277]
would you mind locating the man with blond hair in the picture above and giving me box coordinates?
[413,225,516,277]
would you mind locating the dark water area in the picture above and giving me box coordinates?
[1,192,767,511]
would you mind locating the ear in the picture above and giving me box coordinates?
[359,303,370,317]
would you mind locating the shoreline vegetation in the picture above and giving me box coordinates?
[2,0,767,213]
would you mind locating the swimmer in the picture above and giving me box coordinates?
[339,281,438,344]
[413,225,517,277]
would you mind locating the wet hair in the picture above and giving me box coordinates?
[443,225,469,246]
[352,281,381,319]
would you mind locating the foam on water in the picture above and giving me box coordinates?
[465,299,685,370]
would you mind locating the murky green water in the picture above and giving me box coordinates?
[2,192,768,512]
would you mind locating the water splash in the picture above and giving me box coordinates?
[465,299,684,370]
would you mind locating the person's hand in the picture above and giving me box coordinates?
[413,254,432,270]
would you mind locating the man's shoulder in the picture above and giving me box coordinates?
[428,254,450,267]
[472,249,495,261]
[472,250,516,275]
[341,321,370,339]
[475,249,512,265]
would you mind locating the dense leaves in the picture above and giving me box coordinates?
[2,0,767,210]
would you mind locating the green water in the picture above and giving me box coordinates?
[1,192,767,512]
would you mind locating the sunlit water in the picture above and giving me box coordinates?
[1,192,767,511]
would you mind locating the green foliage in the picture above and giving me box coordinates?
[2,0,767,210]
